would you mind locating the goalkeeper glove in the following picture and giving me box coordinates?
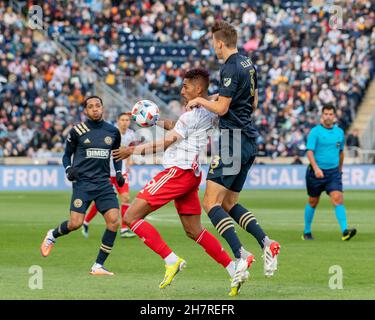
[66,167,79,181]
[116,171,125,187]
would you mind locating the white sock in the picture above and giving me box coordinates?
[92,262,102,270]
[226,261,236,278]
[263,236,273,247]
[240,247,253,260]
[121,227,128,232]
[48,229,55,241]
[83,221,89,227]
[164,252,178,266]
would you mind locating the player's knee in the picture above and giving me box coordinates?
[184,227,201,240]
[107,218,119,231]
[308,198,319,208]
[120,193,129,204]
[331,195,343,206]
[68,219,83,230]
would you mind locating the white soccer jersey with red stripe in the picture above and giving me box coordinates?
[163,107,217,173]
[110,128,136,176]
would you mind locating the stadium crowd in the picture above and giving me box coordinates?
[0,3,97,158]
[0,0,374,159]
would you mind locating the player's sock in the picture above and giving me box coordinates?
[226,261,236,278]
[95,229,117,265]
[334,204,348,233]
[195,229,232,268]
[130,219,173,260]
[208,205,242,259]
[228,204,267,249]
[52,221,70,239]
[304,204,316,234]
[84,204,98,224]
[121,203,129,230]
[164,252,179,265]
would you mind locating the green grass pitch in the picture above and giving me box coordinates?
[0,190,374,300]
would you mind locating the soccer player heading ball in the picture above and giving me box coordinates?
[186,21,280,293]
[40,96,124,275]
[113,68,249,296]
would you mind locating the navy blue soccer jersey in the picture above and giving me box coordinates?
[63,119,121,190]
[218,52,258,139]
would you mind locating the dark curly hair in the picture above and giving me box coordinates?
[183,68,210,90]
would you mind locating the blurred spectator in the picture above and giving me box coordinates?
[346,128,361,158]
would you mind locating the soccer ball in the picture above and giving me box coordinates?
[131,100,160,127]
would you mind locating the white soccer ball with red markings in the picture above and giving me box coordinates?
[131,100,160,127]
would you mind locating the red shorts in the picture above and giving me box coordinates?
[110,173,129,194]
[137,166,202,215]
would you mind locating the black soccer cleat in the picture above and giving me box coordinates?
[342,228,357,241]
[301,232,314,240]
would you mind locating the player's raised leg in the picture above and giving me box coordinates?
[124,197,185,288]
[41,211,85,257]
[329,191,356,241]
[90,207,119,275]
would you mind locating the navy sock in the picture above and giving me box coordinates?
[208,205,242,259]
[96,229,117,265]
[228,204,267,249]
[52,221,70,239]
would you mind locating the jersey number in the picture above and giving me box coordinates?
[249,69,255,97]
[209,155,221,174]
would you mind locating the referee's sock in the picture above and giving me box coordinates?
[304,204,316,234]
[208,205,242,259]
[228,204,268,249]
[334,204,348,233]
[52,221,70,239]
[95,229,117,266]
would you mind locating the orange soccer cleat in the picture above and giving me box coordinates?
[40,229,55,257]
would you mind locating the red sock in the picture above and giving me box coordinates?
[196,229,232,268]
[130,219,172,259]
[121,203,129,230]
[84,204,98,224]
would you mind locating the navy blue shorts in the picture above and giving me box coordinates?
[207,133,257,192]
[305,166,343,197]
[70,182,119,214]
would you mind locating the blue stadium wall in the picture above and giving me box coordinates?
[1,165,375,191]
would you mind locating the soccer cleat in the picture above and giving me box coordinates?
[120,229,137,238]
[81,224,89,238]
[229,258,249,297]
[342,228,357,241]
[263,241,280,277]
[159,257,186,289]
[301,232,314,240]
[89,266,114,276]
[40,229,55,257]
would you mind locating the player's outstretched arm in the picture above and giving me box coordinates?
[185,96,232,116]
[113,130,182,161]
